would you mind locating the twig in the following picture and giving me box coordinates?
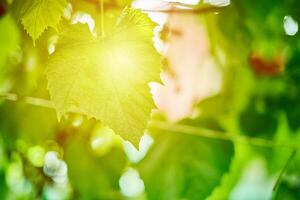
[0,92,54,109]
[273,150,297,191]
[100,0,105,37]
[0,92,298,151]
[149,121,299,150]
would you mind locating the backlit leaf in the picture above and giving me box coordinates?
[46,8,161,147]
[12,0,67,41]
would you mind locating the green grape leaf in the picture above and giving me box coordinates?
[138,119,234,200]
[12,0,67,41]
[46,8,161,147]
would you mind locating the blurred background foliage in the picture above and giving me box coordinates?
[0,0,300,199]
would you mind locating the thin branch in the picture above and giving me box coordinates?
[0,92,298,151]
[149,121,299,150]
[0,92,54,109]
[273,150,297,191]
[100,0,105,37]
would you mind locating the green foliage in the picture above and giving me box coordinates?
[202,0,300,199]
[65,129,126,199]
[0,0,300,199]
[0,14,19,92]
[139,122,234,200]
[239,98,278,138]
[0,14,19,67]
[11,0,67,41]
[0,102,57,146]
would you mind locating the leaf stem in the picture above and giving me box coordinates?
[100,0,105,37]
[0,92,298,151]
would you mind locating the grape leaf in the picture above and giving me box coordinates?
[12,0,67,41]
[46,8,161,147]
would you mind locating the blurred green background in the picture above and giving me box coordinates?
[0,0,300,199]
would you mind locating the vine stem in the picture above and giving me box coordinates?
[100,0,105,37]
[0,92,54,108]
[149,121,298,150]
[273,150,297,191]
[0,92,298,151]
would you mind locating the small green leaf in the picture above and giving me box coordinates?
[12,0,67,41]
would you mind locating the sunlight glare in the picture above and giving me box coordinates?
[123,133,154,163]
[119,168,145,197]
[43,151,69,184]
[63,3,73,20]
[283,15,298,36]
[27,145,45,167]
[71,12,95,34]
[164,0,200,5]
[204,0,230,7]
